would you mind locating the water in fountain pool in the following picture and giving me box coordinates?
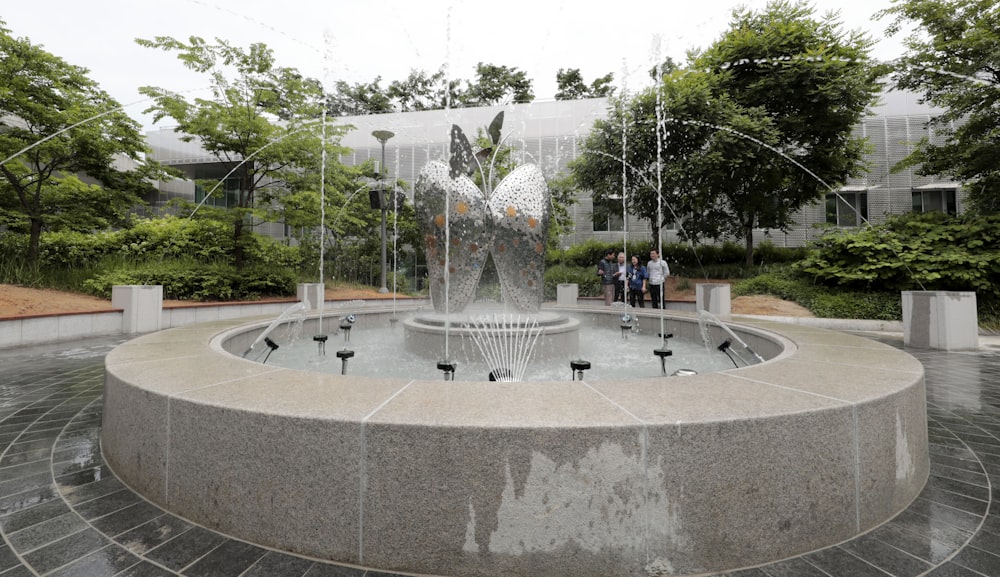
[261,313,737,381]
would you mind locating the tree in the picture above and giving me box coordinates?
[0,20,160,263]
[387,68,464,111]
[464,63,535,106]
[555,68,616,100]
[573,2,880,265]
[877,0,1000,213]
[327,77,394,116]
[693,1,881,264]
[694,0,881,264]
[572,71,749,248]
[137,36,337,270]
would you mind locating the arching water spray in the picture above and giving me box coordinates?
[0,89,209,168]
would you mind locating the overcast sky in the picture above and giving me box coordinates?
[4,0,907,129]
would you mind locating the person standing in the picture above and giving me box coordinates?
[627,255,647,308]
[614,252,627,303]
[647,249,670,309]
[597,249,617,306]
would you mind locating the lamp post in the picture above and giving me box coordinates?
[372,130,394,293]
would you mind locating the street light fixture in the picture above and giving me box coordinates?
[372,130,394,294]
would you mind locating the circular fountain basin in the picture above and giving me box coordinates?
[402,306,581,364]
[102,305,928,577]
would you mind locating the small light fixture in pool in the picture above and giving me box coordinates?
[571,359,591,381]
[437,360,456,381]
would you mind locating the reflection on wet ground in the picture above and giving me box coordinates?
[0,334,998,576]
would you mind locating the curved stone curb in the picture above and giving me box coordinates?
[102,307,928,577]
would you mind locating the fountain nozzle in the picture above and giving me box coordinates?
[262,337,279,364]
[571,359,591,381]
[313,334,328,356]
[339,319,353,343]
[336,349,354,375]
[654,348,673,376]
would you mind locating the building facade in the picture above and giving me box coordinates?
[147,89,964,248]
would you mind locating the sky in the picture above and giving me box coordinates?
[3,0,908,130]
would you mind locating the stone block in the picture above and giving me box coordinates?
[112,285,163,334]
[297,283,325,310]
[903,291,978,350]
[696,283,731,315]
[556,283,578,306]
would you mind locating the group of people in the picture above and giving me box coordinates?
[597,249,670,308]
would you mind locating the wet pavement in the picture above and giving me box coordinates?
[0,334,998,577]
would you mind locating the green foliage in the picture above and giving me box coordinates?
[83,260,296,301]
[794,212,1000,302]
[464,63,534,106]
[546,239,804,271]
[0,20,165,263]
[1,217,303,271]
[555,68,616,100]
[546,239,651,268]
[543,264,602,300]
[0,216,305,300]
[571,1,881,264]
[733,268,902,321]
[136,35,337,270]
[878,0,1000,213]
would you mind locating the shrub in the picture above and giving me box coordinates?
[543,265,602,300]
[732,269,901,321]
[84,260,296,301]
[795,212,1000,300]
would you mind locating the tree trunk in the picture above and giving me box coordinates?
[744,226,755,267]
[233,218,245,271]
[27,218,43,265]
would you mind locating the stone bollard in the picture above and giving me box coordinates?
[556,283,578,306]
[696,283,731,316]
[902,290,978,350]
[111,285,163,334]
[297,283,325,310]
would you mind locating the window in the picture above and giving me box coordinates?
[592,194,625,232]
[826,190,868,227]
[912,188,957,215]
[592,211,624,232]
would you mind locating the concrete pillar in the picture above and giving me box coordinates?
[297,283,325,310]
[111,285,163,334]
[902,291,978,350]
[556,283,578,306]
[696,283,731,316]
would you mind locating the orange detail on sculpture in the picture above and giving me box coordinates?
[434,214,446,228]
[456,201,468,214]
[528,217,538,229]
[506,206,517,218]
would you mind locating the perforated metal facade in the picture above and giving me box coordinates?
[148,90,964,248]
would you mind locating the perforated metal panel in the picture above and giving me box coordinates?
[149,92,966,247]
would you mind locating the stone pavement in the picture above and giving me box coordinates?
[0,334,998,577]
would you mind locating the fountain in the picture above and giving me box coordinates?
[92,14,932,576]
[102,119,929,576]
